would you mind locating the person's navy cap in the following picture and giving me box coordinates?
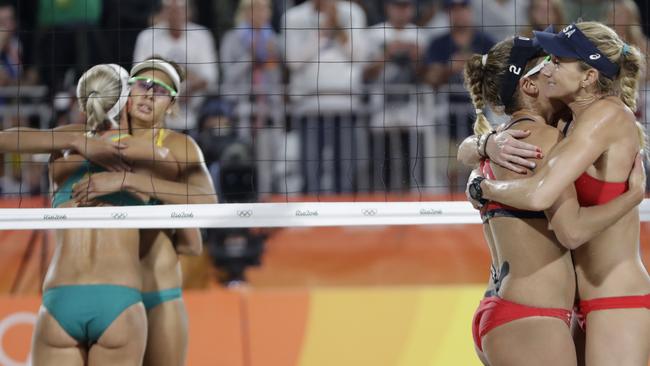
[444,0,470,7]
[499,36,544,108]
[533,23,620,79]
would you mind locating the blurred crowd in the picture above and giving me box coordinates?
[0,0,648,199]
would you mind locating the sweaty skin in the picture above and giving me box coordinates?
[480,43,650,365]
[74,66,216,366]
[460,50,645,366]
[31,127,150,366]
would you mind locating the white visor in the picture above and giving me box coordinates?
[129,58,181,94]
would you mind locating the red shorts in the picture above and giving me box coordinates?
[576,294,650,330]
[472,296,572,352]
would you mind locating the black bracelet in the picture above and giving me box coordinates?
[482,130,497,159]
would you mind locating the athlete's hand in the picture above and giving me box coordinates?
[71,136,130,172]
[72,172,149,205]
[485,129,542,174]
[628,152,646,204]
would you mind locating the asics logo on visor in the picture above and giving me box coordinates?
[589,53,601,60]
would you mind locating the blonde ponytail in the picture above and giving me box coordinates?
[464,54,493,135]
[575,22,647,150]
[76,65,124,133]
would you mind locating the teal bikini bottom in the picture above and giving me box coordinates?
[42,284,142,345]
[141,287,183,311]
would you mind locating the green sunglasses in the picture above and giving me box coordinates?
[128,76,178,97]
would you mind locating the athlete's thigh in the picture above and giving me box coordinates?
[570,314,586,366]
[31,307,86,366]
[144,299,189,366]
[88,302,147,366]
[482,317,577,366]
[585,309,650,366]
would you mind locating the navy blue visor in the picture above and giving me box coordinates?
[498,36,544,109]
[533,23,620,79]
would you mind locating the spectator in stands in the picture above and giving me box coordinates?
[606,0,648,58]
[133,0,219,131]
[424,0,494,91]
[418,0,450,47]
[523,0,566,37]
[193,99,235,196]
[351,0,383,26]
[363,0,423,191]
[471,0,530,41]
[35,0,107,92]
[605,0,650,124]
[221,0,284,195]
[563,0,608,23]
[281,0,367,194]
[0,3,20,86]
[220,0,282,121]
[424,0,494,191]
[102,0,160,66]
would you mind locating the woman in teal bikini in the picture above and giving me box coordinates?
[31,64,159,366]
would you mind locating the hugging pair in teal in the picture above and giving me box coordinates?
[48,142,179,344]
[42,285,182,344]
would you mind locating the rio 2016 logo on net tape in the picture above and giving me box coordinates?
[0,312,36,366]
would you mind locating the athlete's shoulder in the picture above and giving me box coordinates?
[162,130,204,161]
[576,97,634,138]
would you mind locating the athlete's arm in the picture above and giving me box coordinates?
[174,228,203,256]
[457,129,539,172]
[481,105,620,211]
[0,125,130,171]
[545,154,645,249]
[72,134,218,205]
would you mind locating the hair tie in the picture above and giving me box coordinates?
[622,43,631,56]
[475,108,484,115]
[88,91,98,98]
[481,54,488,67]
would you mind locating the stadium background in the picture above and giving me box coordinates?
[0,0,650,365]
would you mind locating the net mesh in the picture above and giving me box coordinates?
[0,0,647,228]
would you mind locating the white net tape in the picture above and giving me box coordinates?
[2,199,650,230]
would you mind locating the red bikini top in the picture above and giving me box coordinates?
[574,172,627,207]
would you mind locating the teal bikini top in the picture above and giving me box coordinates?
[51,160,149,208]
[51,130,168,208]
